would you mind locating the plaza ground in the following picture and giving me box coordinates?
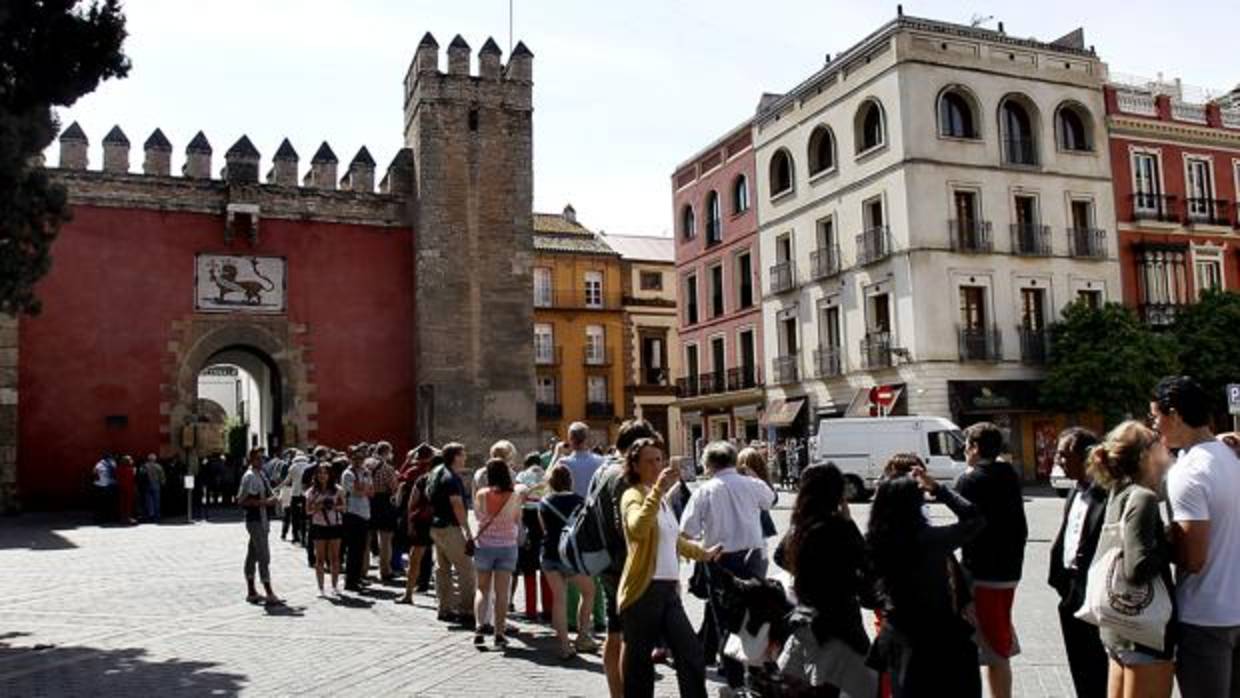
[1,490,1093,697]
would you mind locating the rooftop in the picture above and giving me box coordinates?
[599,233,673,263]
[533,208,619,257]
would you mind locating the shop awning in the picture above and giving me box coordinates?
[762,398,805,428]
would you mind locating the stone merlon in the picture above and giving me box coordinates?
[267,138,299,186]
[479,37,502,80]
[143,128,171,176]
[58,121,89,170]
[447,34,471,75]
[102,125,130,173]
[223,135,261,184]
[340,146,376,193]
[183,131,212,179]
[304,141,338,189]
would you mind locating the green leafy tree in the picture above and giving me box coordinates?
[1042,300,1179,425]
[1173,289,1240,421]
[0,0,129,315]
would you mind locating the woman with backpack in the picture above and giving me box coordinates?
[472,458,528,649]
[539,464,599,659]
[305,464,344,597]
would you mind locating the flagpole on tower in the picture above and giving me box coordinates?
[508,0,513,54]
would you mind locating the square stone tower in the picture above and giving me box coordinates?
[405,33,537,459]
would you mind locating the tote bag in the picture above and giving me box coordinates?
[1075,498,1172,651]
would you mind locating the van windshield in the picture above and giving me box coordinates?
[928,430,966,461]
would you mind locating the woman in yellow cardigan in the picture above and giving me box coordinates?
[618,437,721,698]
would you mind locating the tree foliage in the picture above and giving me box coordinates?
[0,0,129,315]
[1042,300,1179,425]
[1172,290,1240,420]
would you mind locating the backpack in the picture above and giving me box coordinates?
[557,476,615,577]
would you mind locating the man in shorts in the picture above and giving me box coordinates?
[955,422,1028,698]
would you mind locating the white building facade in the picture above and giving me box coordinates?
[755,16,1120,478]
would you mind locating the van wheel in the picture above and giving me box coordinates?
[844,475,870,503]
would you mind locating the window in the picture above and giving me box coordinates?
[808,126,836,175]
[736,251,753,309]
[536,376,557,404]
[587,375,608,403]
[733,174,749,214]
[776,234,793,263]
[534,267,553,307]
[939,89,977,138]
[681,204,695,240]
[639,271,663,290]
[1057,104,1091,151]
[710,336,726,379]
[1020,288,1046,331]
[1132,152,1162,210]
[705,190,722,245]
[1186,157,1215,220]
[640,334,667,385]
[928,430,964,459]
[585,325,606,364]
[770,149,794,197]
[1077,289,1103,309]
[952,190,982,249]
[685,344,700,379]
[868,293,891,334]
[709,264,724,317]
[534,323,554,364]
[738,329,756,385]
[1193,247,1225,297]
[959,286,986,330]
[779,313,799,356]
[822,305,842,349]
[864,197,885,230]
[584,271,603,308]
[684,275,699,325]
[1000,97,1037,165]
[856,99,886,153]
[1070,200,1093,230]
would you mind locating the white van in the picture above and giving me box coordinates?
[813,416,969,501]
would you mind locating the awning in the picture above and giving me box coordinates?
[733,404,761,420]
[762,398,805,428]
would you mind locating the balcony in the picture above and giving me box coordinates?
[856,226,892,266]
[585,401,615,419]
[726,366,761,391]
[1019,327,1049,364]
[958,326,1002,362]
[1184,198,1231,227]
[1010,223,1052,256]
[809,246,841,280]
[534,289,623,311]
[861,332,893,370]
[1140,303,1181,327]
[641,367,670,387]
[676,375,701,398]
[1002,137,1038,166]
[534,345,563,366]
[1068,227,1108,259]
[697,372,728,396]
[536,403,563,420]
[1131,193,1178,223]
[584,347,612,368]
[676,366,761,398]
[949,219,993,253]
[772,355,800,385]
[814,347,843,378]
[769,261,796,294]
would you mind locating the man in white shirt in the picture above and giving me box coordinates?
[1152,376,1240,698]
[556,422,605,498]
[680,440,776,691]
[281,453,311,543]
[92,454,116,523]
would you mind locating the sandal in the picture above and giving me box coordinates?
[394,597,413,605]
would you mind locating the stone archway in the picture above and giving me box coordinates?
[160,315,316,459]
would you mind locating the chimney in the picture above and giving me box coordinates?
[380,148,415,195]
[183,131,212,179]
[563,203,577,223]
[58,122,88,170]
[447,35,470,75]
[505,41,533,82]
[478,38,502,80]
[223,135,260,184]
[303,141,338,189]
[340,146,376,192]
[267,138,299,186]
[143,128,172,175]
[416,32,439,74]
[101,125,130,173]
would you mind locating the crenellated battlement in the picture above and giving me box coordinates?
[401,32,534,137]
[51,122,410,197]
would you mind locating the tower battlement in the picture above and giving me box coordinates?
[402,33,533,136]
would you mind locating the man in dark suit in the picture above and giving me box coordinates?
[1047,427,1107,698]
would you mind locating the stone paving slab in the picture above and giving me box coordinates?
[0,495,1095,697]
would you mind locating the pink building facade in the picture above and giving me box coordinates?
[672,122,765,460]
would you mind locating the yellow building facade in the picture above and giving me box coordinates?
[533,206,626,447]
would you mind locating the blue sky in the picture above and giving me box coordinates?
[51,0,1239,237]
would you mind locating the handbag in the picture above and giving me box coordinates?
[465,491,516,557]
[1075,491,1173,651]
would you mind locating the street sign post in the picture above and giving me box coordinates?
[1228,384,1240,432]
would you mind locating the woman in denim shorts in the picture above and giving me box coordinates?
[472,458,526,649]
[539,465,598,659]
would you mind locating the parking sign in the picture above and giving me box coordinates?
[1228,384,1240,415]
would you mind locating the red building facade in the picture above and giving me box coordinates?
[672,122,765,457]
[1105,82,1240,325]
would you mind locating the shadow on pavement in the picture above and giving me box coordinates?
[0,636,247,696]
[0,526,77,551]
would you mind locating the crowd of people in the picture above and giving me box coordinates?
[91,452,167,524]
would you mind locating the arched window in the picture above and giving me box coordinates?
[733,174,749,214]
[938,89,978,138]
[1000,97,1037,165]
[770,149,794,197]
[808,126,836,176]
[855,99,886,153]
[705,191,722,245]
[681,204,695,241]
[1056,103,1091,151]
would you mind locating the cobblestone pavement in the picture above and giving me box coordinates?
[0,491,1088,697]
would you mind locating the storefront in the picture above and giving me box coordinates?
[948,380,1062,482]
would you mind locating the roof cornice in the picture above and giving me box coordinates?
[1108,115,1240,149]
